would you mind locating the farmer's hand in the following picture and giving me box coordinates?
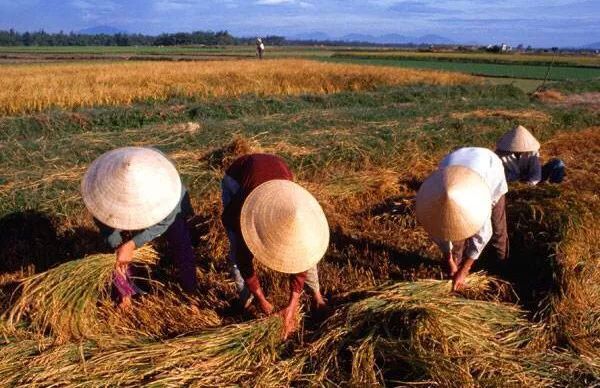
[280,291,301,340]
[115,240,136,275]
[452,257,475,292]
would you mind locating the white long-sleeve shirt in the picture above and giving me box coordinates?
[433,147,508,261]
[433,218,492,261]
[497,151,542,185]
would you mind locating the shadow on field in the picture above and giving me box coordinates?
[0,210,107,275]
[328,228,443,281]
[501,187,562,313]
[399,176,424,192]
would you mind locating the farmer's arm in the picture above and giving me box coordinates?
[281,272,307,339]
[131,208,178,248]
[131,186,188,248]
[453,219,493,291]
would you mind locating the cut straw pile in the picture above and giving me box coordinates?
[99,291,222,339]
[1,273,596,386]
[280,273,597,387]
[297,273,544,386]
[2,247,158,340]
[0,317,283,387]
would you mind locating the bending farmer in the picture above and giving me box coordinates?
[496,125,565,185]
[81,147,197,308]
[221,153,329,338]
[416,147,509,291]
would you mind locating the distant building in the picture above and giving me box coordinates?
[484,43,512,53]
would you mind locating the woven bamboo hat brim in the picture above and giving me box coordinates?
[416,166,491,241]
[496,125,541,152]
[240,180,329,274]
[81,147,182,230]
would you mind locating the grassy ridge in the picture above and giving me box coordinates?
[326,56,600,81]
[0,45,333,57]
[540,78,600,94]
[2,46,598,67]
[332,50,600,68]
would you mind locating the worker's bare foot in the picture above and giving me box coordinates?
[312,290,327,310]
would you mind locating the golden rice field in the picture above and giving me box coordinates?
[0,59,474,116]
[0,54,598,385]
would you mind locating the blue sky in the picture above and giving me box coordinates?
[0,0,598,47]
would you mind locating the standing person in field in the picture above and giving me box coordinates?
[416,147,509,291]
[81,147,198,308]
[496,125,565,185]
[256,37,265,59]
[221,153,329,339]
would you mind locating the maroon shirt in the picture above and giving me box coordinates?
[222,154,307,293]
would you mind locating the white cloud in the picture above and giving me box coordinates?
[255,0,311,5]
[255,0,292,4]
[69,0,119,22]
[153,0,199,12]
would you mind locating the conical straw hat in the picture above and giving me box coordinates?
[496,125,541,152]
[240,180,329,274]
[81,147,182,230]
[416,166,491,241]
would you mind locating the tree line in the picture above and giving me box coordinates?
[0,29,286,46]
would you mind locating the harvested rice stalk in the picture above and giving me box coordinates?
[254,355,309,387]
[525,352,600,387]
[547,212,600,359]
[99,291,222,339]
[11,317,284,387]
[3,247,158,341]
[0,337,52,385]
[300,273,547,387]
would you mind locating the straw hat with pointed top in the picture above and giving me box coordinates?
[496,125,541,152]
[81,147,182,231]
[240,180,329,274]
[416,166,491,241]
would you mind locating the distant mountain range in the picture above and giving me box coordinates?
[78,26,127,35]
[290,32,453,45]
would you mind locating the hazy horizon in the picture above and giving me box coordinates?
[1,0,599,47]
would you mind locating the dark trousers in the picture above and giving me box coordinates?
[451,194,509,263]
[163,213,198,293]
[542,158,565,183]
